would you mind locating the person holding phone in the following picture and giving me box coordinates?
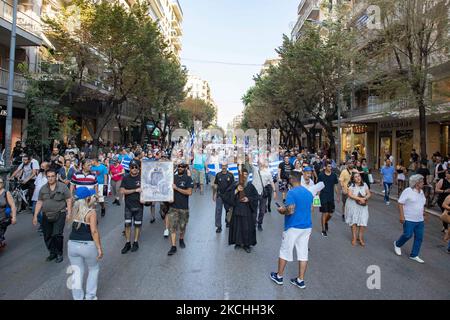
[270,171,314,289]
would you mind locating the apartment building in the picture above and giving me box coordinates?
[148,0,183,58]
[338,0,450,168]
[0,0,42,149]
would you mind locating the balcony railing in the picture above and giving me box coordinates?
[0,67,28,93]
[349,98,409,118]
[0,0,42,36]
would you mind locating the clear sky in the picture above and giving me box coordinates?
[180,0,299,129]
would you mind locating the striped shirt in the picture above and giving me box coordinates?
[71,171,98,190]
[121,155,132,172]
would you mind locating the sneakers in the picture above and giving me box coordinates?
[179,239,186,249]
[150,218,156,224]
[216,227,222,233]
[131,242,139,252]
[290,278,306,289]
[168,246,177,256]
[446,248,450,254]
[55,255,64,263]
[258,225,263,232]
[386,201,390,206]
[409,256,425,264]
[46,253,57,262]
[121,242,131,254]
[393,241,401,256]
[243,246,251,253]
[321,231,328,237]
[163,229,169,238]
[270,272,283,285]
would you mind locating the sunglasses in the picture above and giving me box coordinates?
[130,166,139,169]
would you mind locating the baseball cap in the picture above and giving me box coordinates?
[75,187,96,200]
[130,160,140,168]
[303,166,313,172]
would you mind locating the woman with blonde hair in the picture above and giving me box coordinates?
[67,187,103,300]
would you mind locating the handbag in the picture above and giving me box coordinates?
[226,207,233,224]
[45,210,63,223]
[356,191,367,206]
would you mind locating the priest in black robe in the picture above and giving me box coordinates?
[225,168,258,253]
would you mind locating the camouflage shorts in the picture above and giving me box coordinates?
[167,208,189,234]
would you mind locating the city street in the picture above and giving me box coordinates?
[1,187,449,300]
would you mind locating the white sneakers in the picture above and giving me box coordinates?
[394,241,425,263]
[163,229,169,238]
[409,256,425,264]
[386,201,390,205]
[393,241,401,256]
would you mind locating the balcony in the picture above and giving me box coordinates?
[291,0,320,40]
[0,67,27,95]
[171,0,182,21]
[0,0,42,46]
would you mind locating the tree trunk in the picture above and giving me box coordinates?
[418,97,427,160]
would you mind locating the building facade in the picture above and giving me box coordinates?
[0,0,42,150]
[337,0,450,168]
[147,0,183,58]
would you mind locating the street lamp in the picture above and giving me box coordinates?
[4,0,18,166]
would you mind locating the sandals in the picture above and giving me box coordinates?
[358,239,366,247]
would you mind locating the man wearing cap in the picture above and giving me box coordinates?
[213,163,235,233]
[167,163,194,256]
[33,169,72,263]
[300,167,315,192]
[120,160,143,254]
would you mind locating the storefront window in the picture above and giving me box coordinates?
[379,133,392,167]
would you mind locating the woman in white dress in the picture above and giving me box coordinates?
[345,172,371,247]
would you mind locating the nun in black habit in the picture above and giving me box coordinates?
[223,168,258,253]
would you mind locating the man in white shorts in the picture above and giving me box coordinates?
[270,171,314,289]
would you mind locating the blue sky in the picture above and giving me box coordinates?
[180,0,299,129]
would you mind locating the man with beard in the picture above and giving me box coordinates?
[226,168,258,253]
[167,163,194,256]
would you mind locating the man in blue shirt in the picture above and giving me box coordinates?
[380,158,396,205]
[270,171,314,289]
[91,158,109,217]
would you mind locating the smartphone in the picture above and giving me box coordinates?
[275,202,281,208]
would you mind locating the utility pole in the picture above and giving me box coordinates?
[4,0,18,167]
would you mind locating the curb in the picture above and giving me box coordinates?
[372,191,441,217]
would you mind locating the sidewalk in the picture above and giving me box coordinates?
[369,172,441,217]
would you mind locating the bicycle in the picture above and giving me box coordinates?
[8,179,29,213]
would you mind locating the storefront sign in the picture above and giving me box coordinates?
[380,120,412,129]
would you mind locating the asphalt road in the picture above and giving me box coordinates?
[1,185,449,300]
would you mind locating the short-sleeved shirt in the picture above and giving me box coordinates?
[91,164,108,185]
[214,171,235,195]
[284,186,314,231]
[398,187,426,222]
[121,155,133,172]
[110,164,124,181]
[71,171,97,190]
[121,174,142,209]
[18,162,35,181]
[193,154,207,171]
[381,166,395,183]
[279,162,294,180]
[38,182,71,213]
[318,171,338,202]
[172,174,194,210]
